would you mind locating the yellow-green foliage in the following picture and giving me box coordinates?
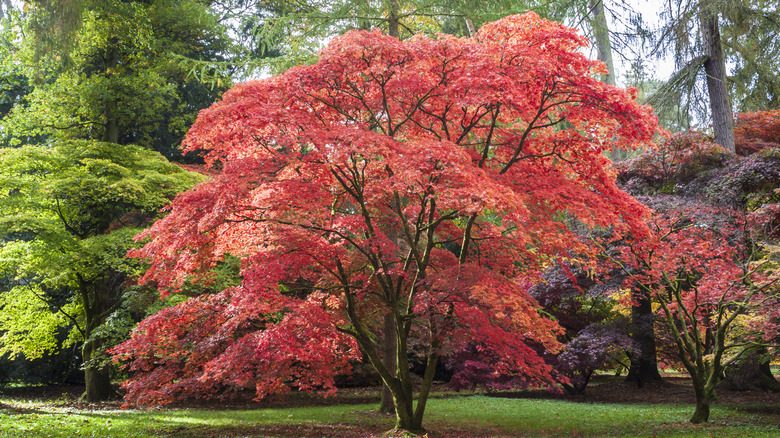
[0,140,204,361]
[0,285,73,359]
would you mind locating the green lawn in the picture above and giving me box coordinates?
[1,393,778,437]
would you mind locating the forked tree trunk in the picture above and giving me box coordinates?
[690,377,717,423]
[385,352,439,432]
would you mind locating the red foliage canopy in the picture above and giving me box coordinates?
[735,109,780,155]
[605,200,780,422]
[113,13,658,414]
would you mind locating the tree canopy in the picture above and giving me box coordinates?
[1,0,232,158]
[0,140,202,400]
[113,12,659,432]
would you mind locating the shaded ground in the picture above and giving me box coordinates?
[490,375,780,406]
[1,374,778,410]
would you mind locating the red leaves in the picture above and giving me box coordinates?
[116,12,660,406]
[415,264,563,375]
[607,200,779,350]
[734,110,780,155]
[113,288,359,406]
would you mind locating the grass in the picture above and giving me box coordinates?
[1,392,778,437]
[425,396,780,437]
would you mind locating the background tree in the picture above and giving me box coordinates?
[205,0,579,78]
[0,141,202,401]
[532,263,634,394]
[645,0,780,151]
[113,13,658,433]
[616,117,780,406]
[724,0,780,112]
[606,202,780,423]
[2,0,232,159]
[587,0,616,86]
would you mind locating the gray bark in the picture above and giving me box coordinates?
[589,0,616,87]
[700,10,735,152]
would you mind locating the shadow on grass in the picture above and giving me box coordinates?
[0,403,55,416]
[153,422,385,438]
[731,403,780,416]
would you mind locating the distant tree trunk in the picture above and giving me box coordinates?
[589,0,629,161]
[626,292,662,385]
[464,17,476,38]
[103,39,119,144]
[720,349,780,392]
[700,10,735,153]
[589,0,615,87]
[387,0,400,39]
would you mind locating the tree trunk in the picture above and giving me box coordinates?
[690,396,711,423]
[380,313,397,413]
[375,309,436,432]
[588,0,629,161]
[103,101,119,143]
[103,38,119,144]
[700,10,735,153]
[720,350,780,392]
[78,275,118,402]
[385,354,438,433]
[690,379,716,423]
[626,292,662,385]
[464,17,476,38]
[589,0,615,87]
[387,0,400,39]
[82,338,115,402]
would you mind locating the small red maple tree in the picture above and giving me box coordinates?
[605,200,780,423]
[113,13,658,432]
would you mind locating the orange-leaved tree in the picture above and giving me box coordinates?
[112,13,658,433]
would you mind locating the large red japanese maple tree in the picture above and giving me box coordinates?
[113,13,658,432]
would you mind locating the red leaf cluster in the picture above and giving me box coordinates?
[735,110,780,155]
[606,200,780,372]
